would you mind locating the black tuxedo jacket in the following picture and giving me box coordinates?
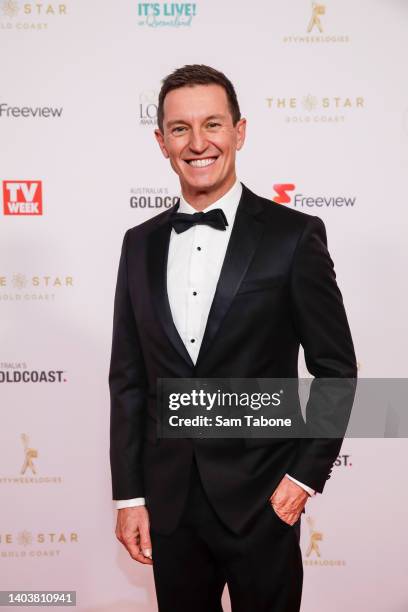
[109,183,357,535]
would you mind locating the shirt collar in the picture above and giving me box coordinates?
[178,180,242,229]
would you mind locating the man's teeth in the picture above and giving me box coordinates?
[188,158,217,168]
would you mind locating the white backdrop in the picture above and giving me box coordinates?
[1,1,408,610]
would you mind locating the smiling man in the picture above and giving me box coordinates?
[109,64,357,612]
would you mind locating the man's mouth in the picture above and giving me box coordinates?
[185,157,218,168]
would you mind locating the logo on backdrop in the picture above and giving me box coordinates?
[305,517,323,557]
[334,454,352,468]
[0,529,77,558]
[0,361,68,383]
[130,187,179,210]
[0,103,63,119]
[0,1,67,30]
[283,2,349,44]
[20,433,37,475]
[138,90,158,126]
[266,95,364,124]
[2,181,43,215]
[0,433,63,486]
[137,2,197,27]
[302,516,346,566]
[307,2,325,33]
[272,184,356,208]
[0,274,74,302]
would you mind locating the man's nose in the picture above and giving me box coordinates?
[189,128,207,153]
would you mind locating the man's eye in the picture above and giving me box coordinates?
[172,126,187,134]
[207,122,221,128]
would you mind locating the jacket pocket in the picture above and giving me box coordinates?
[236,277,284,295]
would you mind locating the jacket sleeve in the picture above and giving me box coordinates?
[109,229,148,500]
[287,216,357,493]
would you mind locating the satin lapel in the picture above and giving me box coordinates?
[147,210,195,369]
[195,185,265,369]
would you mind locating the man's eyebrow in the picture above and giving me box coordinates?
[166,114,226,128]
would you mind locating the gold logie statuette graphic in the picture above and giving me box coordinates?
[20,433,38,475]
[307,3,325,33]
[305,516,323,557]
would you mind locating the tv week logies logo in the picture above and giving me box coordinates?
[2,181,43,215]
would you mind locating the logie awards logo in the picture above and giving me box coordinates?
[20,433,38,475]
[307,3,325,33]
[283,1,350,44]
[305,517,323,557]
[303,516,346,567]
[138,90,158,126]
[0,433,63,486]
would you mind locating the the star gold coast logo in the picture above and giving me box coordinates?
[283,2,350,44]
[0,529,78,558]
[2,0,18,16]
[303,516,346,567]
[0,433,63,485]
[0,1,67,30]
[0,273,74,302]
[266,94,365,124]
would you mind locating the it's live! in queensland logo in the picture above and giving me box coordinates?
[137,2,197,27]
[2,180,43,215]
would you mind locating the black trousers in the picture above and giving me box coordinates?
[150,456,303,612]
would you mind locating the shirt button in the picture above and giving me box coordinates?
[193,291,197,296]
[190,338,195,343]
[196,246,201,251]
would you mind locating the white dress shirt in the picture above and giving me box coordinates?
[115,179,315,509]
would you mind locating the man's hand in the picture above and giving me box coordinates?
[115,506,153,565]
[269,475,310,526]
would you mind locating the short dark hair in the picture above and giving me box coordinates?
[157,64,241,132]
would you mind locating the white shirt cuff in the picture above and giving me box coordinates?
[115,497,146,509]
[286,474,315,496]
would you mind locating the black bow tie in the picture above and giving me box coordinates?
[171,208,228,234]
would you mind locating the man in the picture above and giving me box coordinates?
[109,64,357,612]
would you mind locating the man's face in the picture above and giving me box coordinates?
[155,84,246,199]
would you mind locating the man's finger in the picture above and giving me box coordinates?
[125,537,153,565]
[139,522,153,559]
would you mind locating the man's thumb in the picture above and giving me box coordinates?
[139,526,152,559]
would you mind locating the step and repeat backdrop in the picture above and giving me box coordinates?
[1,0,407,610]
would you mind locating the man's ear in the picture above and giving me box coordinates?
[235,118,247,151]
[154,129,169,159]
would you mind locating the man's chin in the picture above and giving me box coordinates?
[182,177,219,194]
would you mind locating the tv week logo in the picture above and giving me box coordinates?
[3,181,43,215]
